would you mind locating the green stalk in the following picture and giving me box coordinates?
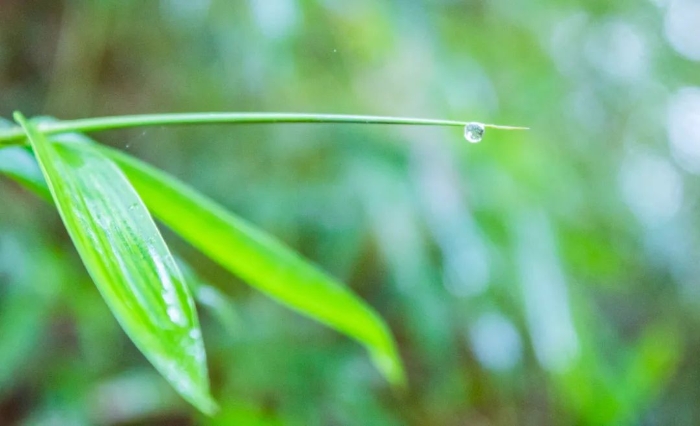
[0,112,527,146]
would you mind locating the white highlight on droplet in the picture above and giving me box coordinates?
[464,122,485,143]
[167,307,184,325]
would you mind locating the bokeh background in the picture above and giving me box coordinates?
[1,0,700,424]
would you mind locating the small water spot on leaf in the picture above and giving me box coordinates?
[167,306,185,325]
[464,122,485,143]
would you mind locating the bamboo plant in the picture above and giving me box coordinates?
[0,112,526,414]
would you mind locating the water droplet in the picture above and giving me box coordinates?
[464,122,485,143]
[167,306,185,325]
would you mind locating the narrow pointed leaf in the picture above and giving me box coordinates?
[177,257,241,335]
[0,149,241,337]
[13,114,217,414]
[95,144,405,385]
[9,124,405,384]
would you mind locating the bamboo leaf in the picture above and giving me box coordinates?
[177,257,241,335]
[96,145,406,385]
[0,112,528,147]
[13,113,217,414]
[3,122,405,385]
[70,143,407,384]
[0,145,240,336]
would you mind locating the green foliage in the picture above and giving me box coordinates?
[0,1,694,424]
[99,142,406,386]
[0,111,523,406]
[15,113,216,414]
[4,111,506,411]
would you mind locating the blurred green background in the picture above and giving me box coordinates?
[1,0,700,424]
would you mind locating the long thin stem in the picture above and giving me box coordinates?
[0,112,528,146]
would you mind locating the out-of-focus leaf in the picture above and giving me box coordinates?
[0,118,51,200]
[0,294,48,395]
[0,146,51,201]
[203,399,284,426]
[7,122,402,383]
[623,322,681,411]
[0,140,241,336]
[13,114,217,414]
[177,256,241,335]
[92,370,188,424]
[93,143,405,385]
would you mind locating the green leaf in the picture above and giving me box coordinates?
[13,113,217,414]
[177,257,241,335]
[0,141,240,336]
[97,144,405,386]
[0,119,51,200]
[3,122,405,385]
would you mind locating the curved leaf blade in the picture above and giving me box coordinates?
[13,114,217,414]
[97,145,405,385]
[0,146,242,337]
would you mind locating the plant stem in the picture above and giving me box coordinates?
[0,112,528,146]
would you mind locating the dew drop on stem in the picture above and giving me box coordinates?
[464,122,485,143]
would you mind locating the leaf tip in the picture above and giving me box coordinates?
[13,111,27,126]
[194,394,220,417]
[369,346,406,389]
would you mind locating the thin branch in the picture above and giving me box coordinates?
[0,112,528,146]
